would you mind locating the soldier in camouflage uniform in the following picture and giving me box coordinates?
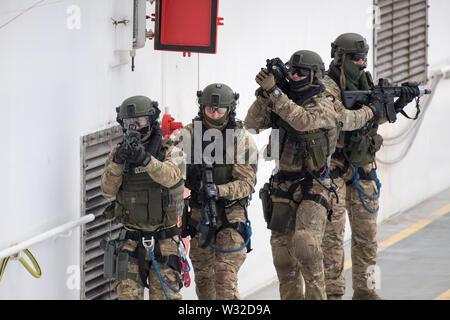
[180,83,258,300]
[321,33,417,300]
[245,50,380,300]
[101,96,186,300]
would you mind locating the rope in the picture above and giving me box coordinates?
[351,166,381,214]
[143,238,181,301]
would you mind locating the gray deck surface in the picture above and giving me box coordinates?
[245,187,450,300]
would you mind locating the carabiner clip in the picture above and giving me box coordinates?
[142,236,155,252]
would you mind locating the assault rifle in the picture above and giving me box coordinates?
[121,125,141,174]
[256,57,291,97]
[199,163,219,249]
[266,57,291,90]
[341,79,432,123]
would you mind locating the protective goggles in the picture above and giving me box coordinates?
[349,53,367,62]
[123,116,150,130]
[289,67,310,77]
[204,106,229,114]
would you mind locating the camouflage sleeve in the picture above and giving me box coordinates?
[244,96,272,132]
[217,130,258,201]
[269,93,338,131]
[143,144,186,188]
[333,97,374,131]
[101,146,124,198]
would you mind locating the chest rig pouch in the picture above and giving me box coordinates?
[104,142,184,232]
[341,119,383,168]
[274,116,337,172]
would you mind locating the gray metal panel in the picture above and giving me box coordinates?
[80,125,123,300]
[374,0,428,85]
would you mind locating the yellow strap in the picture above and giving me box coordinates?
[0,257,10,281]
[18,249,42,278]
[124,224,178,232]
[0,244,42,281]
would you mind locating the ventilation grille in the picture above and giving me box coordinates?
[81,125,123,300]
[374,0,429,85]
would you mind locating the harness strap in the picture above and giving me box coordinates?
[123,227,181,288]
[272,170,335,222]
[302,193,333,222]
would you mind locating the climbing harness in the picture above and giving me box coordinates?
[199,202,252,254]
[142,237,183,301]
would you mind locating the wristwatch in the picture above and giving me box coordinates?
[271,88,281,98]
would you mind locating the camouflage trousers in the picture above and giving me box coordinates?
[189,205,247,300]
[114,236,183,300]
[322,163,379,297]
[270,178,331,300]
[271,231,304,300]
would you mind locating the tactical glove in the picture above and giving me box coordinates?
[367,93,384,119]
[394,82,418,112]
[199,183,219,201]
[112,143,131,164]
[127,142,151,167]
[255,68,276,93]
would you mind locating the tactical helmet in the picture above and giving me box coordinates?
[116,95,160,127]
[288,50,326,79]
[197,83,239,130]
[197,83,239,111]
[331,33,369,66]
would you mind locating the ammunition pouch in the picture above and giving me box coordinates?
[345,131,383,168]
[274,117,337,172]
[100,226,183,288]
[269,199,297,233]
[99,239,143,284]
[262,170,336,232]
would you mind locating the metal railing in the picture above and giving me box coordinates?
[0,214,95,260]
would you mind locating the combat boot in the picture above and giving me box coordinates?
[352,289,382,300]
[327,294,342,300]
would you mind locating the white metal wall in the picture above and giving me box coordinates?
[0,0,448,300]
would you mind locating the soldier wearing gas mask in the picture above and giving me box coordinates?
[321,33,417,300]
[180,83,258,300]
[245,50,380,300]
[100,95,186,300]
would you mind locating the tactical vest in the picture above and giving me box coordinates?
[110,142,185,232]
[185,119,240,193]
[274,115,338,173]
[327,70,383,168]
[338,121,383,168]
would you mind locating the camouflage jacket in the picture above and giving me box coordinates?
[101,140,186,198]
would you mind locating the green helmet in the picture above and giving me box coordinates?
[197,83,239,130]
[331,33,369,66]
[288,50,326,79]
[197,83,239,111]
[116,95,160,126]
